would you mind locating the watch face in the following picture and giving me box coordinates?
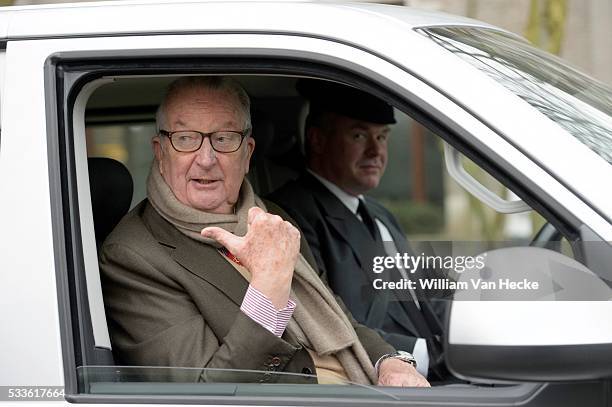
[393,351,417,367]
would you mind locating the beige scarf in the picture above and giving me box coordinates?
[147,162,377,385]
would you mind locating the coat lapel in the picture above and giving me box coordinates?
[143,203,249,307]
[300,173,375,272]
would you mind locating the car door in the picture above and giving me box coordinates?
[1,4,610,406]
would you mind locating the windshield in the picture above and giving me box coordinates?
[417,27,612,165]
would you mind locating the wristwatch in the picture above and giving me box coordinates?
[379,350,417,368]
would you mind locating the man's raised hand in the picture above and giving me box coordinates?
[201,207,300,309]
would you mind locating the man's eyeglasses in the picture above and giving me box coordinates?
[159,129,249,153]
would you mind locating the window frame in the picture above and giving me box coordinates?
[46,44,603,405]
[0,46,6,153]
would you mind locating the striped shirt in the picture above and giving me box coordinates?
[241,285,296,337]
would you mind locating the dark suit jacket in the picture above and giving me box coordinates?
[269,172,445,355]
[100,199,394,384]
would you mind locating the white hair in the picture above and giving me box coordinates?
[155,76,252,134]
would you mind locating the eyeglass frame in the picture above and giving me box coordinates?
[158,128,251,153]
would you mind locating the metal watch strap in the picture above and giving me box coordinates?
[379,350,417,368]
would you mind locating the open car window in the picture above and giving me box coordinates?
[57,59,610,403]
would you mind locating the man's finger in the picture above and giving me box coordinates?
[201,227,242,252]
[247,206,265,226]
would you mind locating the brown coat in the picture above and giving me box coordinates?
[100,200,394,383]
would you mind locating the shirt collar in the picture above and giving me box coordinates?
[307,170,363,215]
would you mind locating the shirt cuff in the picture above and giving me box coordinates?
[240,284,296,337]
[412,338,429,377]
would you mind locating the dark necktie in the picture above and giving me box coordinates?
[357,199,380,242]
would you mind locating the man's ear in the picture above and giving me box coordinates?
[244,136,255,174]
[307,127,326,155]
[152,136,164,174]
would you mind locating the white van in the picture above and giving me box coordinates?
[0,1,611,406]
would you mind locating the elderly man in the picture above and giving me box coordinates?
[269,79,447,381]
[100,76,428,387]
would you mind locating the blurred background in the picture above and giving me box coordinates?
[6,0,610,243]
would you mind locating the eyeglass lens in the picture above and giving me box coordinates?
[170,131,243,153]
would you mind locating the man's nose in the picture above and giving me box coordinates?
[194,137,217,167]
[365,135,385,156]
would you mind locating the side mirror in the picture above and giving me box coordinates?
[445,247,612,382]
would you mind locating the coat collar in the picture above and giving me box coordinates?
[298,172,353,220]
[307,170,361,215]
[142,201,249,307]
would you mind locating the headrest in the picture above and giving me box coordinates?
[88,157,134,248]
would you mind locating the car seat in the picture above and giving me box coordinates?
[88,157,134,250]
